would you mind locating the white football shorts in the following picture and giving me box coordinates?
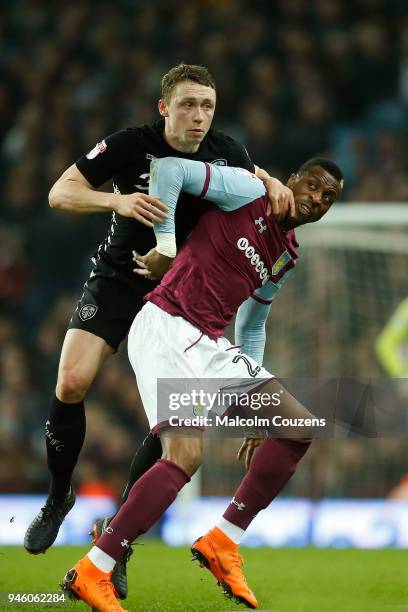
[128,302,273,431]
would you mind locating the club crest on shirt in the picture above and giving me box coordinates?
[79,304,98,321]
[271,250,292,276]
[86,140,107,159]
[211,158,227,166]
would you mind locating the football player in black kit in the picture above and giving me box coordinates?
[24,63,295,599]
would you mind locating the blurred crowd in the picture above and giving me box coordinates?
[0,297,148,496]
[1,0,408,498]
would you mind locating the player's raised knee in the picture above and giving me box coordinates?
[56,367,91,403]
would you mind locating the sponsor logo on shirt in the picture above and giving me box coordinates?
[86,140,107,159]
[237,237,270,285]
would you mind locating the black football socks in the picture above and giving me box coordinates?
[119,433,163,505]
[46,394,86,500]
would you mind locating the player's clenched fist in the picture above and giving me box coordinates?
[114,193,167,227]
[264,177,296,222]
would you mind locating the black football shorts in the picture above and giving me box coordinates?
[68,260,156,351]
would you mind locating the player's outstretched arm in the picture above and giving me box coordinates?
[49,164,167,227]
[134,156,268,276]
[150,157,267,255]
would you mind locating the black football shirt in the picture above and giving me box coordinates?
[76,119,254,273]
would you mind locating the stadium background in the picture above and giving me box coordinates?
[1,0,408,548]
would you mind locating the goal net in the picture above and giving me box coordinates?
[263,203,408,378]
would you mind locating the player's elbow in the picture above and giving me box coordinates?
[161,156,182,169]
[156,156,185,177]
[48,183,63,209]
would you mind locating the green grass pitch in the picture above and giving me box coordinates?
[0,543,406,611]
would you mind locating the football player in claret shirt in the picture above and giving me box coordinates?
[24,64,295,597]
[61,156,343,611]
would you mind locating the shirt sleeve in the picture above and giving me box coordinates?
[75,130,134,188]
[152,157,266,239]
[235,273,293,365]
[235,297,272,365]
[150,157,208,235]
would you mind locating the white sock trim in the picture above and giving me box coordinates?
[216,518,245,545]
[87,546,116,573]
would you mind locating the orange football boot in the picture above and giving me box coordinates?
[61,555,128,612]
[191,526,258,609]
